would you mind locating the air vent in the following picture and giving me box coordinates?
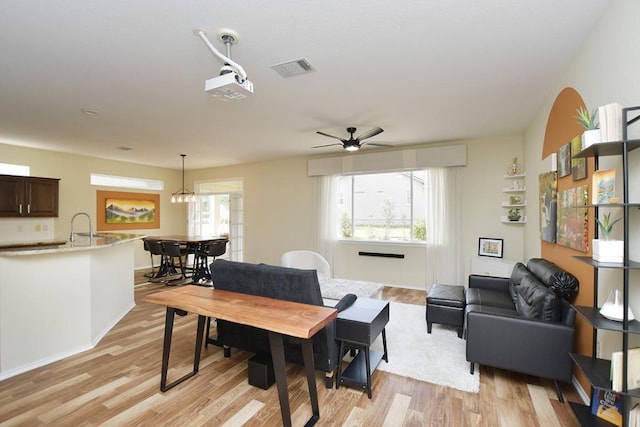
[271,58,315,78]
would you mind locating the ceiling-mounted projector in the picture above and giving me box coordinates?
[205,71,254,101]
[193,28,253,101]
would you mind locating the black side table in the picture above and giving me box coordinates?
[335,298,389,398]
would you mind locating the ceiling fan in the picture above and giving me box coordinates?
[313,127,392,151]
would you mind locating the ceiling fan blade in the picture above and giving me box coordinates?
[316,131,346,142]
[312,142,343,149]
[361,142,394,147]
[356,127,384,141]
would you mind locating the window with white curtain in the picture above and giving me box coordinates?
[336,171,426,242]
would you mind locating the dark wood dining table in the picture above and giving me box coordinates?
[145,285,337,427]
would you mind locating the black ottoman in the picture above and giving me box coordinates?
[426,284,465,338]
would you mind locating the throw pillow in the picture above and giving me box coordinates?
[527,258,579,301]
[514,274,560,321]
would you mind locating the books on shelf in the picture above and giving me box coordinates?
[611,347,640,392]
[598,102,624,143]
[592,169,617,204]
[592,388,623,426]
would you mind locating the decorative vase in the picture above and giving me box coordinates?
[592,239,624,263]
[599,289,635,321]
[506,157,522,176]
[582,129,601,149]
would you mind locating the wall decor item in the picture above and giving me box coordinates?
[96,190,160,231]
[557,143,571,177]
[556,185,589,252]
[592,169,617,204]
[478,237,503,258]
[539,171,558,243]
[509,195,522,205]
[506,157,522,176]
[571,134,587,181]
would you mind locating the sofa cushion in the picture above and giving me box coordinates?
[258,263,323,305]
[514,274,560,321]
[466,288,514,310]
[509,262,530,304]
[527,258,579,301]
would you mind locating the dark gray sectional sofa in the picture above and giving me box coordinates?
[464,258,579,401]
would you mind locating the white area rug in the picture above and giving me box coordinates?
[370,301,480,393]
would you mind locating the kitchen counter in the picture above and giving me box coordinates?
[0,233,143,379]
[0,233,144,255]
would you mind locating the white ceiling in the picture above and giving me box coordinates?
[0,0,611,170]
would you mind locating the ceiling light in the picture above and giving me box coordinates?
[171,154,196,203]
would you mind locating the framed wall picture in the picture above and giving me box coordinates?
[96,190,160,231]
[539,171,558,243]
[571,134,587,181]
[558,142,571,178]
[478,238,504,258]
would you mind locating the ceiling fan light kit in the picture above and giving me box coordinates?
[193,28,254,101]
[314,126,391,151]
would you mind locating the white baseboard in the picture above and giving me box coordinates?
[0,303,135,382]
[91,302,135,347]
[0,344,93,381]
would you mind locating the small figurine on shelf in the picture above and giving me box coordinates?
[507,157,522,176]
[508,208,522,222]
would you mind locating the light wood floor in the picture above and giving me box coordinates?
[0,270,583,426]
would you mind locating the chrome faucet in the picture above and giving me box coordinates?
[70,212,93,243]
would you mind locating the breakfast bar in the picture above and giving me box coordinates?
[0,233,143,380]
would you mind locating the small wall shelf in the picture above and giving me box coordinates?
[502,172,526,223]
[500,216,527,224]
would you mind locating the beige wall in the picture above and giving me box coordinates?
[0,144,188,267]
[522,0,640,391]
[189,135,525,289]
[2,134,526,288]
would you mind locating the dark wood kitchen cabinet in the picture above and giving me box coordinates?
[0,175,60,217]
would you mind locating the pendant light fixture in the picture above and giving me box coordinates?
[171,154,196,203]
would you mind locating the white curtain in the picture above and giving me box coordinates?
[425,167,464,285]
[313,175,338,277]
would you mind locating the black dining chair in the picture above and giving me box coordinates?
[143,238,162,279]
[160,241,192,285]
[147,240,171,283]
[193,240,228,285]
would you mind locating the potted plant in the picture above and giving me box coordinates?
[592,212,624,262]
[575,106,600,149]
[507,208,522,222]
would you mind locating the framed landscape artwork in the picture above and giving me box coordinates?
[478,238,504,258]
[96,190,160,231]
